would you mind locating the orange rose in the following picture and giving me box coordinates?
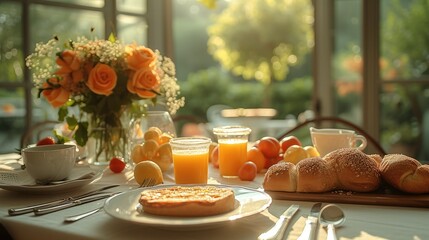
[126,45,157,71]
[127,67,160,98]
[86,63,117,96]
[55,50,83,83]
[42,78,70,108]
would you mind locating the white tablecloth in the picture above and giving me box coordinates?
[1,154,428,240]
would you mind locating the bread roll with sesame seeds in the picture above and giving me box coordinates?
[324,148,381,192]
[380,154,429,194]
[263,161,297,192]
[263,148,382,193]
[296,157,338,192]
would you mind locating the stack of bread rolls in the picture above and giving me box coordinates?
[264,147,429,194]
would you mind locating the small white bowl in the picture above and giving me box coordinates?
[22,144,76,183]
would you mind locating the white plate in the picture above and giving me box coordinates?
[104,184,272,230]
[0,166,101,194]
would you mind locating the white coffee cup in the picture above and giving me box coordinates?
[309,127,367,156]
[22,144,76,183]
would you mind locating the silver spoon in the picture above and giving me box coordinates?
[318,204,345,240]
[64,206,103,223]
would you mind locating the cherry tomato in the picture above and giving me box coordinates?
[109,157,126,173]
[238,161,257,181]
[36,137,56,146]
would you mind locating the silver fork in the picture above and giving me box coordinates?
[63,178,156,223]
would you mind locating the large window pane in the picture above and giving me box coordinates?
[333,0,363,124]
[0,2,24,153]
[118,14,147,44]
[173,0,313,132]
[117,0,146,14]
[380,0,429,162]
[380,84,428,161]
[0,1,23,83]
[30,4,104,45]
[381,0,429,80]
[0,88,25,153]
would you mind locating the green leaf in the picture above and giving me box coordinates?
[58,107,68,121]
[74,121,89,146]
[53,130,69,144]
[66,116,78,130]
[108,33,116,43]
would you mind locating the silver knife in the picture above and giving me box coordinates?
[297,203,322,240]
[258,205,299,240]
[33,192,121,216]
[8,184,119,216]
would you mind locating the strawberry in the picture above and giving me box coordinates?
[109,157,126,173]
[36,137,56,146]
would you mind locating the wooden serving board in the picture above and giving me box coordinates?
[266,190,429,208]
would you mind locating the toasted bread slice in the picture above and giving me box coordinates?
[139,186,235,217]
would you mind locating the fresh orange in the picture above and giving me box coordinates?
[247,147,266,173]
[257,137,281,158]
[238,161,257,181]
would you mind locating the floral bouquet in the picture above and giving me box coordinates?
[26,33,185,162]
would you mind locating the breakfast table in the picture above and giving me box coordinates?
[1,153,428,240]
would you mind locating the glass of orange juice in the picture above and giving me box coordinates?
[170,137,212,184]
[213,126,251,178]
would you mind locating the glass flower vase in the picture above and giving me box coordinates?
[86,113,129,165]
[128,111,177,162]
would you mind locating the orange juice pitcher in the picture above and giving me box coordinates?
[213,126,251,178]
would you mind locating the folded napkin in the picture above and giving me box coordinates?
[0,166,97,186]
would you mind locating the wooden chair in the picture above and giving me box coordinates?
[276,116,387,156]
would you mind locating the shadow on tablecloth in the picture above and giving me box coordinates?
[0,223,12,240]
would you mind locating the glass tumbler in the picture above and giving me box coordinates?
[170,137,212,184]
[213,126,251,178]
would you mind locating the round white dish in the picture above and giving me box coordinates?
[0,166,100,194]
[104,184,272,230]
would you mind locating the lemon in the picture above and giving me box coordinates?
[304,146,320,157]
[133,161,163,186]
[283,145,308,165]
[131,144,145,164]
[144,128,162,141]
[153,143,173,172]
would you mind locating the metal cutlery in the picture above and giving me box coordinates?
[297,202,322,240]
[64,206,104,223]
[62,177,156,222]
[8,184,119,216]
[258,204,299,240]
[34,192,121,216]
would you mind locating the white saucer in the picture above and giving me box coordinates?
[0,166,101,194]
